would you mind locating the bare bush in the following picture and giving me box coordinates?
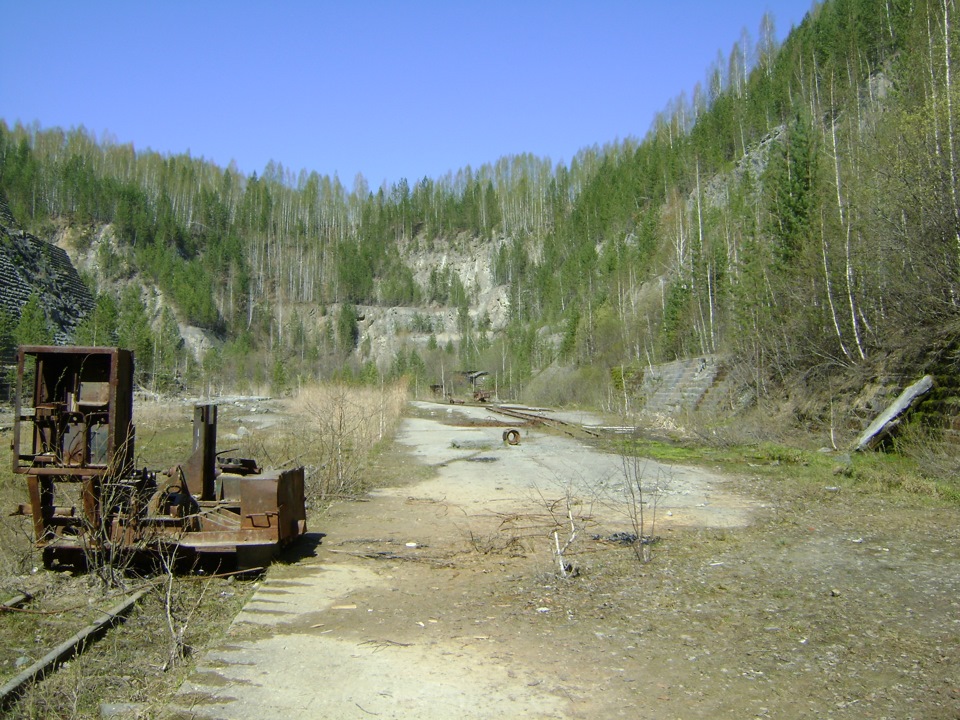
[891,423,960,495]
[621,448,670,564]
[523,365,610,408]
[0,511,38,577]
[532,473,602,580]
[292,381,408,504]
[77,430,146,590]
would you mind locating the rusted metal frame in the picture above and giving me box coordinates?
[12,347,134,477]
[194,404,218,501]
[25,476,49,542]
[10,350,25,474]
[17,466,106,477]
[11,346,307,571]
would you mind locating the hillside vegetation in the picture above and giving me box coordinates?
[2,0,960,447]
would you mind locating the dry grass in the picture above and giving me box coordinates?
[281,381,408,504]
[0,430,40,582]
[0,381,411,718]
[2,575,256,719]
[130,398,195,469]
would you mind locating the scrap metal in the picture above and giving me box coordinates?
[10,345,307,571]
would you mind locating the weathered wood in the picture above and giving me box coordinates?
[854,375,934,452]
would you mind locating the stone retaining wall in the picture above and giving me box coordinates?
[0,196,95,399]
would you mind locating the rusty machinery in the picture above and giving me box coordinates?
[10,346,307,571]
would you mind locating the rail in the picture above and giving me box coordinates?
[0,588,149,709]
[486,405,601,439]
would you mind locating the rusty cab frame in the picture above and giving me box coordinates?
[11,345,306,570]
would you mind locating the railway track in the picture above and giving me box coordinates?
[0,587,148,709]
[485,404,603,440]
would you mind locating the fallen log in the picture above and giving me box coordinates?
[854,375,934,452]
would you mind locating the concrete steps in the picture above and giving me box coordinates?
[639,355,725,415]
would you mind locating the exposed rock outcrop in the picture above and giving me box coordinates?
[0,195,93,346]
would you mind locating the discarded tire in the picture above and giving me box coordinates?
[503,429,521,445]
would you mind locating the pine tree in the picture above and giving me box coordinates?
[116,286,155,385]
[336,305,360,355]
[0,308,15,357]
[271,355,289,395]
[154,306,183,392]
[14,294,53,347]
[766,113,817,268]
[74,293,119,346]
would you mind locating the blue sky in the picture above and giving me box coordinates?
[1,1,815,188]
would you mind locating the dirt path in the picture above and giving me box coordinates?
[163,402,757,719]
[164,401,960,719]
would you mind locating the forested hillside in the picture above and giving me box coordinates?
[2,0,959,441]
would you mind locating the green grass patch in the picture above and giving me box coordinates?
[607,437,713,463]
[611,432,960,507]
[609,437,821,469]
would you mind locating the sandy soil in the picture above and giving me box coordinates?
[163,401,960,719]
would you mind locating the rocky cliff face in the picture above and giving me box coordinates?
[355,236,510,366]
[30,215,512,369]
[0,195,93,348]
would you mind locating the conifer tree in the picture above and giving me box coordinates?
[13,294,53,347]
[74,293,119,346]
[766,113,817,268]
[0,308,15,357]
[116,286,155,385]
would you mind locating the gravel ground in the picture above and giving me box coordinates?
[163,401,960,719]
